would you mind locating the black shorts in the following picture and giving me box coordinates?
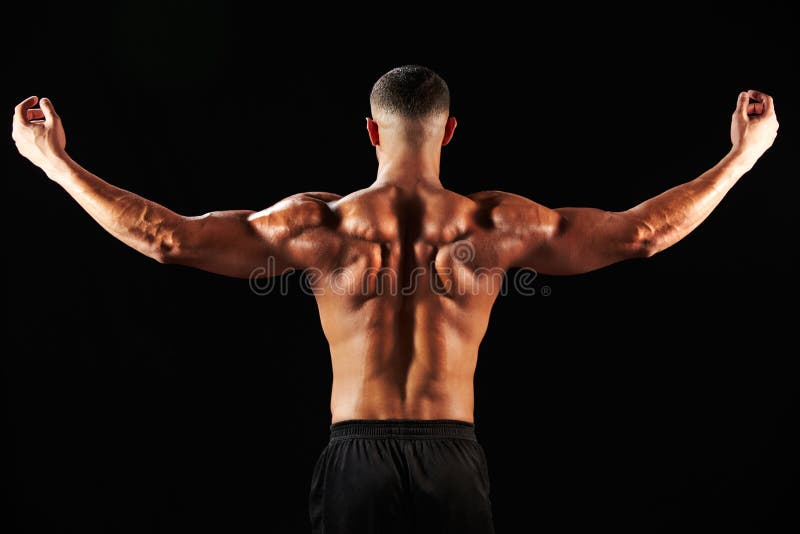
[309,419,495,533]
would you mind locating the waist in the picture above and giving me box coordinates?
[330,374,476,423]
[330,419,477,441]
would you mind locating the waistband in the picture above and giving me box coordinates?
[329,419,476,441]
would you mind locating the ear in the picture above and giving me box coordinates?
[366,118,380,146]
[442,117,457,146]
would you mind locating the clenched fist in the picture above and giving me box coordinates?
[730,90,779,162]
[12,96,68,174]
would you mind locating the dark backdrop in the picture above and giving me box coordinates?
[5,2,797,532]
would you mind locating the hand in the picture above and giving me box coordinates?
[12,96,68,174]
[730,90,778,162]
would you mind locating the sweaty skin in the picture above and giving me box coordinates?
[12,92,778,422]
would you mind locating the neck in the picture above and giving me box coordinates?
[373,145,443,189]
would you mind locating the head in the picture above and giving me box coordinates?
[367,65,457,154]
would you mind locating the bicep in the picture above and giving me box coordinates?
[496,199,647,275]
[170,192,343,278]
[170,210,276,278]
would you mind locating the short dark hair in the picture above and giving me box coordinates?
[370,65,450,118]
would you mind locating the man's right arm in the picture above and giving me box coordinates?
[477,90,778,275]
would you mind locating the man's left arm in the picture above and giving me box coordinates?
[11,96,341,278]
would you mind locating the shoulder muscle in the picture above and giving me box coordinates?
[469,190,562,237]
[248,192,341,239]
[246,192,343,272]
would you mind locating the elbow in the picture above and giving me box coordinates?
[151,239,187,264]
[147,247,175,264]
[149,250,173,264]
[126,207,189,265]
[627,222,661,259]
[632,238,658,259]
[145,231,185,265]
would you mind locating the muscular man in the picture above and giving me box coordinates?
[12,66,777,533]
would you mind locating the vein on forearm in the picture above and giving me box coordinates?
[58,163,185,259]
[627,155,746,254]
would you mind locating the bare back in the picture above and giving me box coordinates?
[10,86,777,426]
[293,184,504,423]
[12,88,775,426]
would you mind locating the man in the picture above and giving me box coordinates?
[12,66,777,533]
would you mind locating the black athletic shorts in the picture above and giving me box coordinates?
[309,419,495,533]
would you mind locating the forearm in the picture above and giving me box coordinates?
[626,149,757,255]
[44,157,185,262]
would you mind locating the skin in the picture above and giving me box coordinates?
[13,91,778,423]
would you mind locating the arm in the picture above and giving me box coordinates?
[11,96,341,278]
[487,90,778,275]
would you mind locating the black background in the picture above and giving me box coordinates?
[5,2,797,532]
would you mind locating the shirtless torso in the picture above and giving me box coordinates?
[11,88,777,425]
[261,185,511,423]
